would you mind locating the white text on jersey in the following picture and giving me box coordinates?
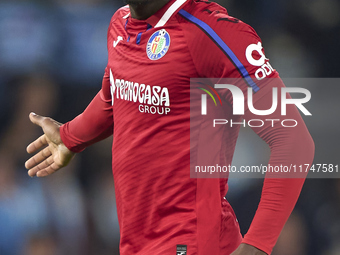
[110,69,171,115]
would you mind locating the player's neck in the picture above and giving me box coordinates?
[129,0,171,20]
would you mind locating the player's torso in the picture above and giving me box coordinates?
[105,9,198,177]
[103,3,242,254]
[105,8,201,254]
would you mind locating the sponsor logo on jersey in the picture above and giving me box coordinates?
[245,42,274,80]
[146,29,171,60]
[110,69,171,115]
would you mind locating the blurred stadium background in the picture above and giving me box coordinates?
[0,0,339,254]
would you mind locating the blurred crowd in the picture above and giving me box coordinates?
[0,0,339,254]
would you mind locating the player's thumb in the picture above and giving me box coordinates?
[29,112,45,127]
[29,112,62,145]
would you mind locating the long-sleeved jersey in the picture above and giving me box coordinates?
[60,0,314,254]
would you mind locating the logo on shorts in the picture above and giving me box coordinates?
[146,29,170,60]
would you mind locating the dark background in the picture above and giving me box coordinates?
[0,0,339,254]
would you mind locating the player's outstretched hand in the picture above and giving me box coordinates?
[25,112,75,177]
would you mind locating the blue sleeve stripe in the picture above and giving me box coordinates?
[178,9,260,92]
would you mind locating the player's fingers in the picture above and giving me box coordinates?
[25,147,52,170]
[26,135,48,154]
[27,156,54,177]
[36,162,61,177]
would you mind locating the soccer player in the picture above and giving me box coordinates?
[25,0,315,254]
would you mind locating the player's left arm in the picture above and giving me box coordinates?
[242,78,314,254]
[208,19,315,255]
[218,25,315,255]
[186,13,314,254]
[232,79,314,254]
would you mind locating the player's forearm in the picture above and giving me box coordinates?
[60,90,113,153]
[243,138,314,254]
[242,85,315,254]
[242,179,306,255]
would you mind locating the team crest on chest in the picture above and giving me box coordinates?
[146,29,171,60]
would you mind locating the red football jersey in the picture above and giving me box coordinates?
[104,1,268,254]
[60,0,314,254]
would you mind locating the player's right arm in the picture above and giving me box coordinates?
[26,69,113,177]
[59,77,113,153]
[25,7,117,177]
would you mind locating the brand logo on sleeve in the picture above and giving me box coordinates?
[245,42,274,80]
[113,36,123,47]
[146,29,171,60]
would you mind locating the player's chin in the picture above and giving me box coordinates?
[124,0,155,5]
